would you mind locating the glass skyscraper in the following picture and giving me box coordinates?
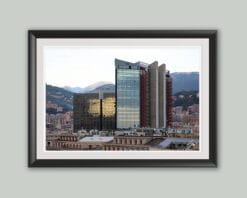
[115,59,140,128]
[115,58,171,129]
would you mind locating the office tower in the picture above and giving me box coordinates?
[115,58,172,129]
[149,61,159,128]
[140,66,148,127]
[166,71,173,127]
[73,91,115,131]
[115,59,140,129]
[158,64,166,128]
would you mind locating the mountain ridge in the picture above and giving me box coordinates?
[46,72,199,113]
[171,72,199,94]
[64,81,114,93]
[63,72,199,94]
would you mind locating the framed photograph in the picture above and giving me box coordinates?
[28,30,217,167]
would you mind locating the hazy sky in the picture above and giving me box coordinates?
[44,46,201,88]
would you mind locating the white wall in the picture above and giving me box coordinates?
[0,0,246,197]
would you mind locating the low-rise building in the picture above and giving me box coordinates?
[79,136,114,150]
[104,136,163,151]
[46,133,113,150]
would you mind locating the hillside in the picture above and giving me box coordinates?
[90,84,115,93]
[173,90,199,110]
[46,84,73,113]
[171,72,199,94]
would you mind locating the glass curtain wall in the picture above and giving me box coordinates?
[116,69,140,128]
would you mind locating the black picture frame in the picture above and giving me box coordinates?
[28,30,217,167]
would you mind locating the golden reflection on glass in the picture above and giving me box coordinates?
[103,97,115,117]
[88,99,100,116]
[74,93,115,131]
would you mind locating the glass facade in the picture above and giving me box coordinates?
[73,92,115,131]
[102,93,115,130]
[74,93,100,131]
[115,58,170,129]
[116,68,140,128]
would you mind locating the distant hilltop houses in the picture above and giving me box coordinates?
[46,101,63,113]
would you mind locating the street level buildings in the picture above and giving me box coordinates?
[46,131,198,151]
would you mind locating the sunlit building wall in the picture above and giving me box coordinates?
[149,61,159,128]
[158,64,166,128]
[166,71,173,127]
